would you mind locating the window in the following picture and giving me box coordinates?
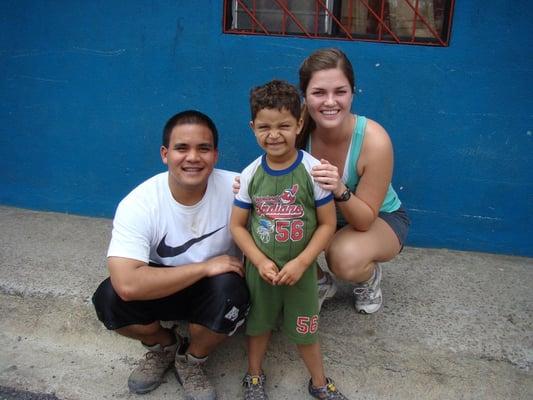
[223,0,455,46]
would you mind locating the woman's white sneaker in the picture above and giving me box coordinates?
[353,264,382,314]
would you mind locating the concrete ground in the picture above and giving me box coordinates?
[0,205,531,400]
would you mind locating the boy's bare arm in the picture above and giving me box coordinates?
[230,205,278,284]
[275,201,336,286]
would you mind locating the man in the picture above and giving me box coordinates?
[92,110,249,400]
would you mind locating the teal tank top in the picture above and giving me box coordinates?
[307,115,401,226]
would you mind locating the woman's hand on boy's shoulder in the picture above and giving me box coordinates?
[232,176,241,195]
[311,159,344,197]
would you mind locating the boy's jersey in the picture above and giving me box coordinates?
[234,150,333,267]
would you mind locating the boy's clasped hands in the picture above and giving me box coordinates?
[257,257,308,286]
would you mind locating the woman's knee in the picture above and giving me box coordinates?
[326,238,373,282]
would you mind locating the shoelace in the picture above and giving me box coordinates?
[354,270,378,302]
[354,286,371,300]
[182,361,211,391]
[317,383,346,400]
[327,382,346,399]
[140,351,168,372]
[244,376,267,400]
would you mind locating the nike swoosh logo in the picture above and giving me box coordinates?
[156,226,225,258]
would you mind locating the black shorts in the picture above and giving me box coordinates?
[92,271,250,335]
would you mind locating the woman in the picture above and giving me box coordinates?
[299,48,410,314]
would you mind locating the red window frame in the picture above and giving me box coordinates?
[223,0,455,47]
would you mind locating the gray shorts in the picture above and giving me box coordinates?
[378,205,410,249]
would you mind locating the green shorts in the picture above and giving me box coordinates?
[245,260,319,345]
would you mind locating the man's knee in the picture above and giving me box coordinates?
[115,321,163,339]
[197,273,249,335]
[92,277,147,331]
[92,278,115,323]
[209,272,250,307]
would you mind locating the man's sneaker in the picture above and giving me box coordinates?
[127,341,177,394]
[318,271,337,311]
[243,372,268,400]
[308,377,349,399]
[174,338,216,400]
[353,263,382,314]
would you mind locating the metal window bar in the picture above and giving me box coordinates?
[228,0,335,37]
[358,0,401,42]
[316,0,354,39]
[404,0,447,45]
[273,0,314,38]
[232,0,270,34]
[223,0,454,46]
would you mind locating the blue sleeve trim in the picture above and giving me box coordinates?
[315,193,334,207]
[234,198,252,209]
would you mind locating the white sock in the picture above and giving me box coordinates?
[187,352,208,363]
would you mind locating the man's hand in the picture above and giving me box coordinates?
[274,258,308,286]
[256,259,279,285]
[204,255,244,278]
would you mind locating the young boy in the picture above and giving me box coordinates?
[230,80,349,400]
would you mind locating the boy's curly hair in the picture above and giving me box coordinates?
[250,80,302,121]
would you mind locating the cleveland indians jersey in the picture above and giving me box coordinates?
[234,150,333,267]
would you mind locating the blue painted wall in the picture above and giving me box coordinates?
[1,1,531,256]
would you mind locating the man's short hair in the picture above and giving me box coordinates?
[250,80,302,121]
[162,110,219,149]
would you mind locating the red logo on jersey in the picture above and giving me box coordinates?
[254,184,304,219]
[280,184,298,204]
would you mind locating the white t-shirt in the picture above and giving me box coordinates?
[107,169,240,266]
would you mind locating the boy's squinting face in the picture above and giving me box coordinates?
[251,108,303,164]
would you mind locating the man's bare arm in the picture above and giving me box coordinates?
[108,255,244,301]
